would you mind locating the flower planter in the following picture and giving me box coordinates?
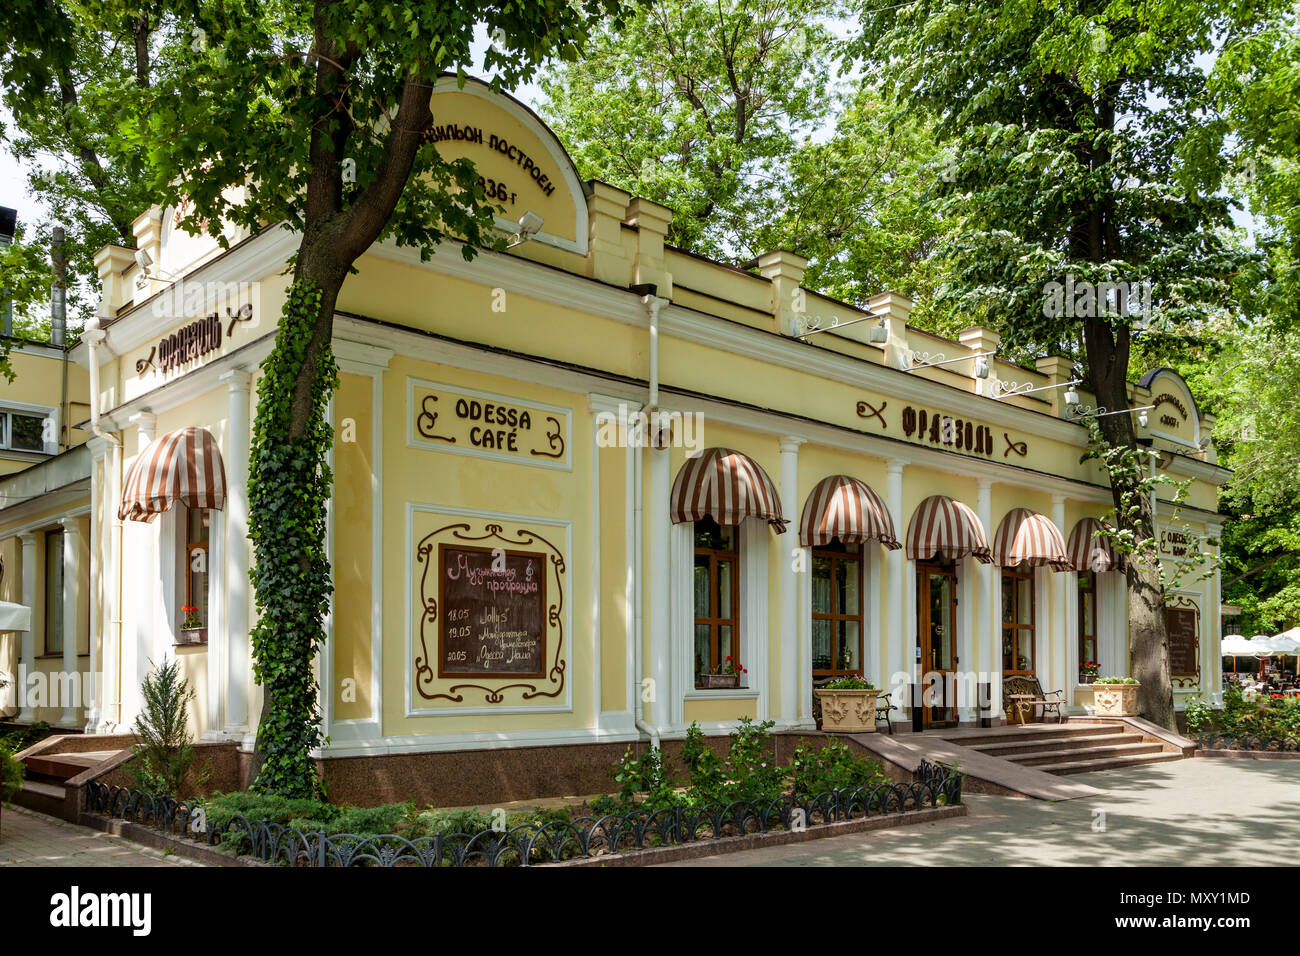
[815,687,882,733]
[176,627,207,646]
[1092,681,1139,717]
[696,674,740,690]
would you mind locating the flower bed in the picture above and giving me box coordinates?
[82,720,962,867]
[1186,682,1300,753]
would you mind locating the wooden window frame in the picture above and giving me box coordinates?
[184,508,210,618]
[1077,570,1098,681]
[693,518,740,686]
[811,540,865,678]
[1001,566,1036,676]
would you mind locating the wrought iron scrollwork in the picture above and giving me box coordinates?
[83,761,962,867]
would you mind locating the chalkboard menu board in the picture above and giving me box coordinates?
[1166,606,1199,676]
[438,544,546,677]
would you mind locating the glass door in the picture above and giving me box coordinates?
[917,563,958,726]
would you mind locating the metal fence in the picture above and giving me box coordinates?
[1196,732,1300,752]
[84,759,962,867]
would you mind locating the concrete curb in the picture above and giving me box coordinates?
[550,804,966,867]
[1196,749,1300,760]
[78,813,266,867]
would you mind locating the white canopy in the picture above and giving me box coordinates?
[1222,634,1300,657]
[0,600,32,632]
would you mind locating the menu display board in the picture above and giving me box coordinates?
[437,544,546,678]
[1166,606,1199,676]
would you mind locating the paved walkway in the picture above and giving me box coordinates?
[0,806,202,867]
[664,758,1300,867]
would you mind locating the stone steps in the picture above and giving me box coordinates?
[1040,750,1186,775]
[975,731,1144,757]
[1011,741,1167,767]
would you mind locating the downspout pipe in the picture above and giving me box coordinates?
[83,312,123,729]
[631,285,669,750]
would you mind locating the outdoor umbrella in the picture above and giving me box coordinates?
[0,600,31,632]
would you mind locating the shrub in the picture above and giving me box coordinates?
[1183,696,1214,734]
[1,741,24,805]
[679,721,725,802]
[721,717,785,803]
[127,658,209,798]
[203,791,336,832]
[824,676,875,690]
[408,807,494,838]
[789,740,889,799]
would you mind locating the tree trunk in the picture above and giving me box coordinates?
[1083,315,1176,729]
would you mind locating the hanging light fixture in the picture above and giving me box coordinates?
[1064,385,1079,405]
[868,317,888,344]
[1138,409,1149,427]
[974,355,990,379]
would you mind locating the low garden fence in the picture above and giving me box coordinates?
[84,759,962,867]
[1196,732,1300,753]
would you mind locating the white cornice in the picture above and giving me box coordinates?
[98,334,274,429]
[71,223,299,369]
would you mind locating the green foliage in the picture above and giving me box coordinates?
[679,721,725,799]
[245,282,336,797]
[290,801,412,837]
[0,740,24,805]
[127,658,209,799]
[824,676,875,690]
[1193,684,1300,741]
[407,807,496,838]
[1080,417,1220,596]
[538,0,841,259]
[720,717,784,803]
[202,790,336,832]
[789,739,889,799]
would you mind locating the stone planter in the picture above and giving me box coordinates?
[176,627,207,646]
[815,687,882,733]
[696,673,740,690]
[1092,681,1140,717]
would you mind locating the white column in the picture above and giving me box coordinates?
[221,369,252,737]
[126,411,156,727]
[957,556,975,723]
[1207,522,1223,704]
[649,446,672,732]
[17,533,37,723]
[58,517,81,727]
[977,478,998,720]
[778,436,802,726]
[885,459,906,718]
[99,438,123,733]
[85,440,106,732]
[1050,494,1068,700]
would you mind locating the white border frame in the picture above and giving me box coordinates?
[404,501,574,718]
[405,375,573,472]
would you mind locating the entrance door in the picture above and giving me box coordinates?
[916,563,958,726]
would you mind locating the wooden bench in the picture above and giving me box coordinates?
[1002,675,1065,724]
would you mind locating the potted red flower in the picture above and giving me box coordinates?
[697,656,746,689]
[1079,661,1099,684]
[178,605,206,645]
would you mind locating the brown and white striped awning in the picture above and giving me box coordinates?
[118,426,227,522]
[799,475,900,549]
[993,508,1070,570]
[905,495,992,563]
[1067,517,1117,573]
[670,447,786,532]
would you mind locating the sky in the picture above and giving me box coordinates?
[1,25,1258,249]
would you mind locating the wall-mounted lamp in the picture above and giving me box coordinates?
[507,211,545,248]
[992,378,1082,401]
[907,350,996,377]
[868,317,889,344]
[1066,402,1156,424]
[973,355,990,379]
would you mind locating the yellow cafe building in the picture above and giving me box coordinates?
[0,79,1229,798]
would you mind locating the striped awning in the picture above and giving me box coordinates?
[1067,517,1117,573]
[670,447,786,532]
[799,475,900,549]
[118,426,227,522]
[993,508,1070,570]
[905,495,992,563]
